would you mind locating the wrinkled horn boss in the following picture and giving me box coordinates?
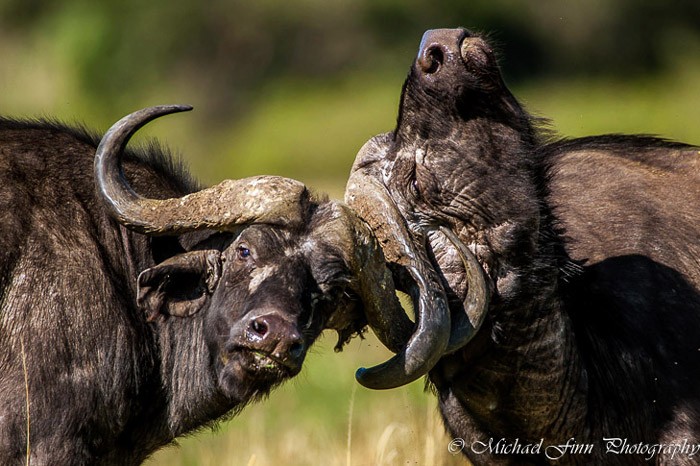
[345,136,452,390]
[94,105,310,235]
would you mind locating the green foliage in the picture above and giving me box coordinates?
[2,0,698,121]
[201,72,404,188]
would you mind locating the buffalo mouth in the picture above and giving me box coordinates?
[248,348,301,375]
[217,346,301,400]
[224,346,300,377]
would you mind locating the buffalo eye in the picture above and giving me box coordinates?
[408,174,421,199]
[237,244,251,260]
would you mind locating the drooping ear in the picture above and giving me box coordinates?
[137,250,222,322]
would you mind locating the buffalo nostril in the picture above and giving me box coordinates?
[419,45,445,74]
[250,318,269,337]
[289,341,305,360]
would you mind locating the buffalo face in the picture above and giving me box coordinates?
[207,227,313,395]
[136,220,363,403]
[346,29,558,386]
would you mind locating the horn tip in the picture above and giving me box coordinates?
[144,104,193,117]
[161,104,193,113]
[355,367,399,390]
[355,367,372,387]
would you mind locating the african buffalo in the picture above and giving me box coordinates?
[0,105,417,465]
[346,29,700,464]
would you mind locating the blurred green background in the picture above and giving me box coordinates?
[1,1,698,465]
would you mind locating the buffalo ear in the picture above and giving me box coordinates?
[137,250,222,321]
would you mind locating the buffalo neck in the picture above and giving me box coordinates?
[431,187,590,445]
[99,226,234,460]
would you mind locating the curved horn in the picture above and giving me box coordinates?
[95,105,309,235]
[326,203,414,353]
[345,136,451,389]
[439,226,490,353]
[354,256,450,390]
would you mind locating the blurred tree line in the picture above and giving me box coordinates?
[2,0,698,122]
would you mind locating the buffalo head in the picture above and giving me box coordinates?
[95,106,417,404]
[346,29,558,389]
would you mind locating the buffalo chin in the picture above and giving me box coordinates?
[217,350,294,403]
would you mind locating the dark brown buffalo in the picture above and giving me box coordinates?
[0,106,423,465]
[347,29,700,465]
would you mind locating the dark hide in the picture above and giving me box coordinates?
[0,119,365,465]
[353,28,700,465]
